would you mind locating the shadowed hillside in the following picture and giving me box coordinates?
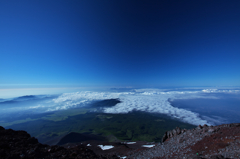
[1,123,240,158]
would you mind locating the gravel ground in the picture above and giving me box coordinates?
[1,123,240,159]
[127,123,240,159]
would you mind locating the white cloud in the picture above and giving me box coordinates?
[2,88,239,126]
[102,92,210,125]
[202,89,240,93]
[50,89,217,125]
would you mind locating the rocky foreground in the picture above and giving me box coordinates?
[0,126,118,159]
[128,123,240,159]
[1,123,240,159]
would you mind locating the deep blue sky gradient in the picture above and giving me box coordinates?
[1,0,240,88]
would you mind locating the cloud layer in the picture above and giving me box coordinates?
[1,88,239,126]
[50,88,240,126]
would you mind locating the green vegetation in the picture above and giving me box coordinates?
[6,109,195,143]
[0,118,38,127]
[95,115,113,121]
[42,107,89,121]
[1,107,90,127]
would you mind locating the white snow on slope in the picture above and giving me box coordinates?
[126,142,136,144]
[98,145,114,150]
[142,145,155,148]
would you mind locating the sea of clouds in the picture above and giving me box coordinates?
[1,88,239,126]
[50,88,240,126]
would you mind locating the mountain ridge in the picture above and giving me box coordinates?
[1,123,240,158]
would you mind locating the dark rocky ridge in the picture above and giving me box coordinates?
[1,124,240,159]
[0,126,118,159]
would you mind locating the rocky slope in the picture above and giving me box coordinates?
[0,126,117,159]
[128,123,240,159]
[1,123,240,159]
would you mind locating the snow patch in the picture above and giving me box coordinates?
[126,142,136,144]
[142,145,155,148]
[98,145,114,150]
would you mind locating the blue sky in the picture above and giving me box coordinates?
[1,0,240,89]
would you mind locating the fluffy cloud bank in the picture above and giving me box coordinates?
[51,89,239,126]
[2,88,238,126]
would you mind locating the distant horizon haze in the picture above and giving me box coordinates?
[0,85,240,99]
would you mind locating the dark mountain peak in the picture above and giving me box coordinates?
[0,126,5,131]
[90,99,121,108]
[16,95,36,99]
[0,126,116,159]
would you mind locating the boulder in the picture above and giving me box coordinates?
[162,127,185,142]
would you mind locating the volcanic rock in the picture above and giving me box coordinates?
[162,126,186,142]
[1,123,240,159]
[0,126,116,159]
[128,123,240,159]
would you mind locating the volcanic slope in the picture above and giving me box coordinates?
[1,124,240,158]
[128,123,240,159]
